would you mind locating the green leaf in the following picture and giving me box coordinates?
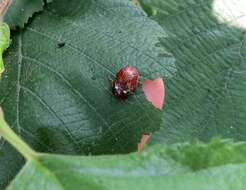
[4,0,52,29]
[1,0,175,153]
[7,139,246,190]
[140,0,246,144]
[0,0,175,187]
[0,142,24,189]
[1,114,245,189]
[0,23,10,75]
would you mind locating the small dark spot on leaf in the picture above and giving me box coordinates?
[118,30,122,33]
[57,42,65,48]
[170,96,176,100]
[207,88,211,93]
[90,67,95,72]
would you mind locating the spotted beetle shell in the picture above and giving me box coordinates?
[112,66,139,99]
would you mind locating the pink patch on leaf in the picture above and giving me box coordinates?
[137,133,151,152]
[143,78,165,110]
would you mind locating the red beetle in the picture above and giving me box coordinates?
[112,66,139,99]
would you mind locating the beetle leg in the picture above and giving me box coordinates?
[128,90,135,95]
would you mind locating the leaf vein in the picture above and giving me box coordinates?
[20,85,79,149]
[22,56,111,129]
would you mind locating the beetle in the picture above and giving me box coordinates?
[112,66,139,99]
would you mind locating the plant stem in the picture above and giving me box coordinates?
[0,108,36,161]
